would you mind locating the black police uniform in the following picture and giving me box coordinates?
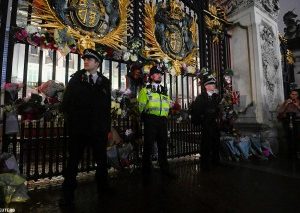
[61,49,111,204]
[193,91,221,170]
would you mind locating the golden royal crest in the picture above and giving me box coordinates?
[69,0,105,29]
[165,25,183,56]
[30,0,131,52]
[143,2,198,75]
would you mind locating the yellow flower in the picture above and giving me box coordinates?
[117,109,122,115]
[187,66,196,74]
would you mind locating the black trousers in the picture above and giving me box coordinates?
[282,119,300,158]
[62,132,108,192]
[142,115,169,174]
[200,120,220,168]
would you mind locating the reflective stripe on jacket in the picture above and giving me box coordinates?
[138,87,171,117]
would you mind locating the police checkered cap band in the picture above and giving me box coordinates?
[204,77,216,86]
[82,49,101,62]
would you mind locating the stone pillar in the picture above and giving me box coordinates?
[226,0,284,153]
[227,0,284,125]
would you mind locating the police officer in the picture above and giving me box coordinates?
[60,49,111,206]
[192,75,221,171]
[138,66,176,181]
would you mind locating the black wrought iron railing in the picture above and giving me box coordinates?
[2,116,201,181]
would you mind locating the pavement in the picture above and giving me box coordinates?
[2,156,300,213]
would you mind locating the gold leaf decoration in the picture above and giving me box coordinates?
[143,3,197,76]
[286,49,295,65]
[209,4,218,16]
[205,4,224,44]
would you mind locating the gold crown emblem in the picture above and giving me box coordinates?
[169,0,184,20]
[78,35,95,54]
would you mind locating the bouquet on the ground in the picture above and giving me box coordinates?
[107,127,134,169]
[0,153,29,204]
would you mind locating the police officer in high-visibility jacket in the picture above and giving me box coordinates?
[138,66,176,182]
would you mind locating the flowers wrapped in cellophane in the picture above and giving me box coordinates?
[38,80,65,121]
[0,153,29,204]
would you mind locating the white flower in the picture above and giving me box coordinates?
[130,54,138,62]
[163,57,169,64]
[124,89,132,95]
[25,25,38,34]
[176,116,183,123]
[170,68,176,76]
[123,52,130,61]
[225,76,231,84]
[125,129,133,136]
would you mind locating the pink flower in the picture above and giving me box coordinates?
[4,83,23,92]
[15,28,28,41]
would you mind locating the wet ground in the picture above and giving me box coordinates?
[3,157,300,213]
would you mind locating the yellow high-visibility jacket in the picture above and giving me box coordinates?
[138,85,171,117]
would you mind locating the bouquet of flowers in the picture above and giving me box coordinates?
[0,153,29,204]
[38,80,65,121]
[53,28,77,56]
[16,93,46,121]
[220,68,239,133]
[14,26,77,55]
[4,83,23,105]
[170,100,190,123]
[2,83,23,134]
[123,38,144,62]
[111,89,141,146]
[111,89,135,122]
[38,80,64,103]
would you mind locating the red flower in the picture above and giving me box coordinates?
[171,100,181,114]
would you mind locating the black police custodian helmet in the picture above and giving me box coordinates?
[149,66,164,76]
[82,49,102,62]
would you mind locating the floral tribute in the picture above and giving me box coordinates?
[1,80,66,130]
[111,89,139,123]
[170,100,190,123]
[2,83,24,135]
[14,26,77,56]
[220,68,239,133]
[38,80,65,121]
[122,38,144,63]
